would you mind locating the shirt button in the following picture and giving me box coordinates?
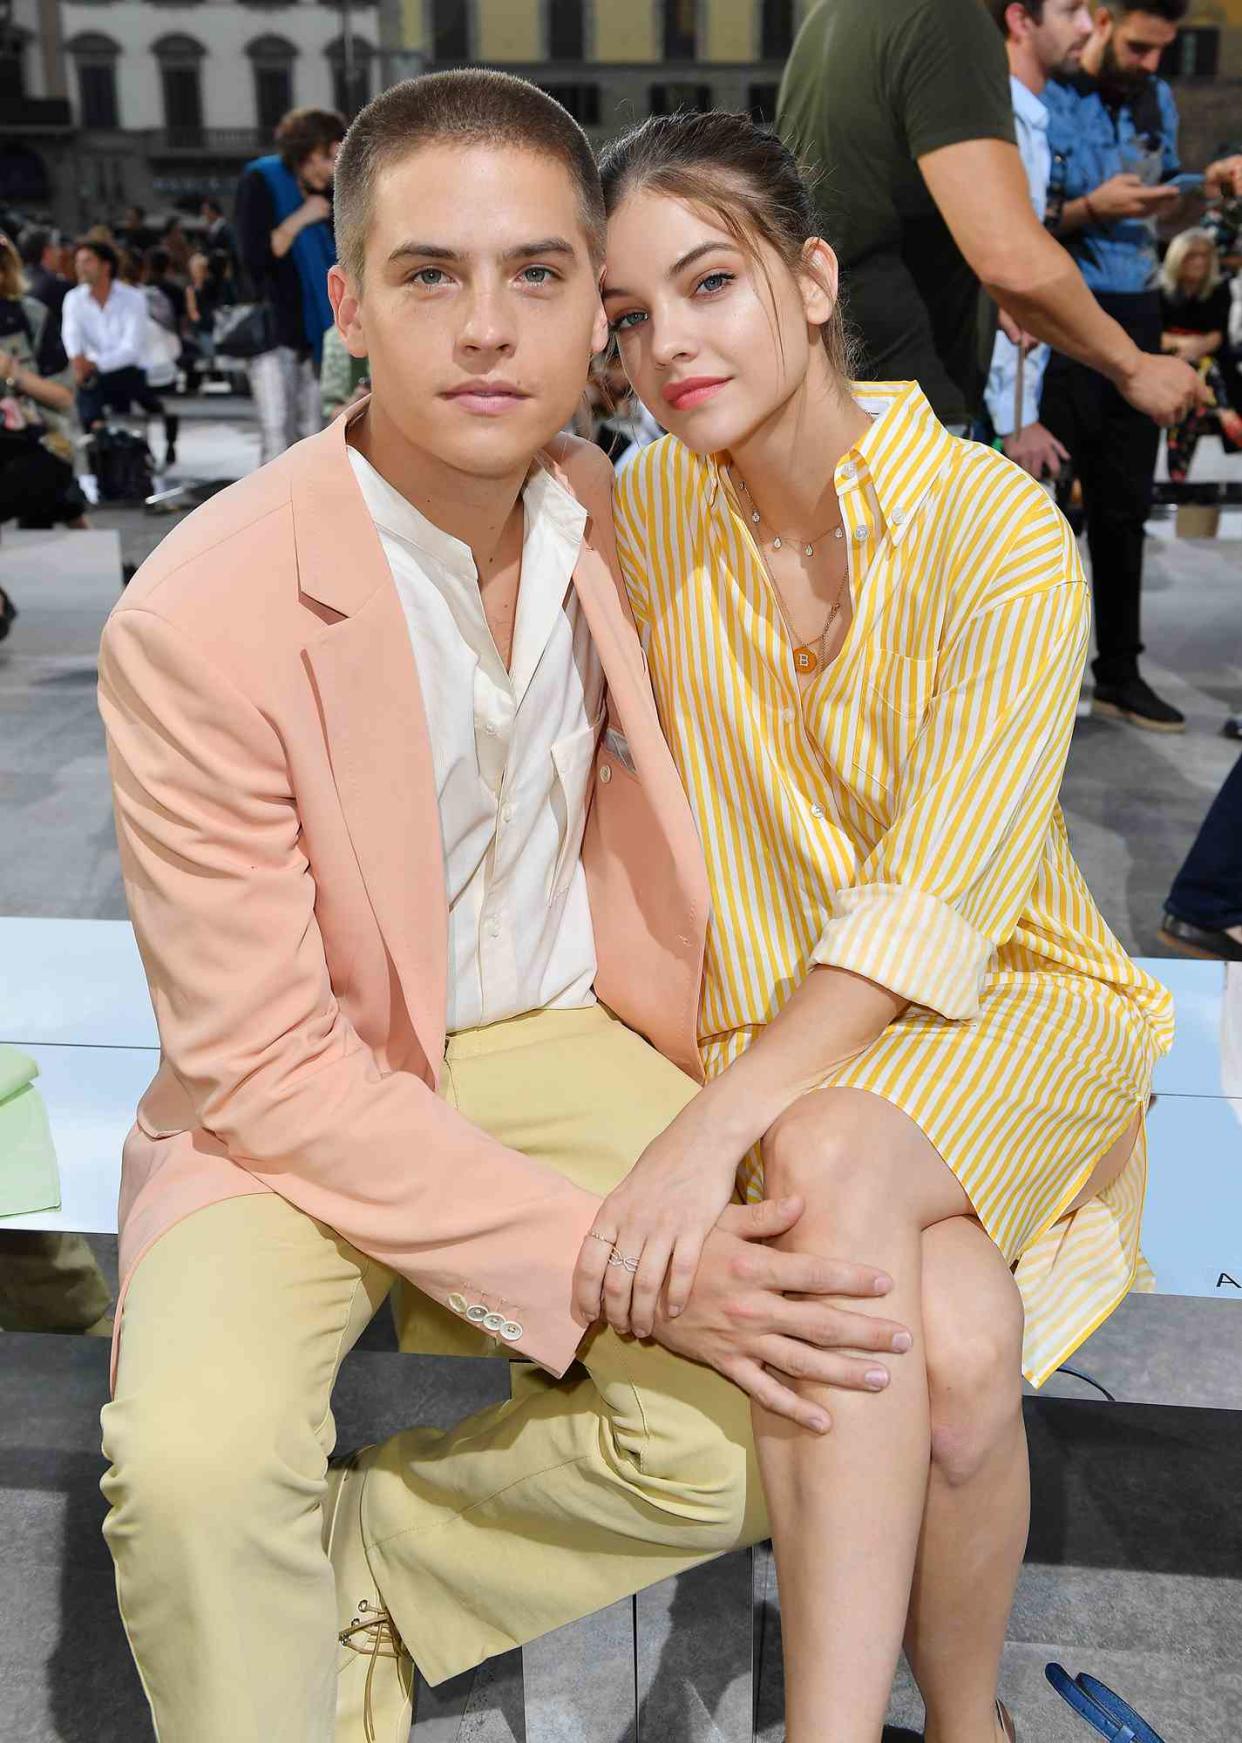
[484,723,497,738]
[853,525,868,543]
[841,461,857,480]
[501,803,514,823]
[482,1312,506,1333]
[486,917,501,938]
[465,1304,488,1322]
[501,1321,523,1342]
[599,764,612,785]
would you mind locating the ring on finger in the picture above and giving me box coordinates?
[607,1252,641,1272]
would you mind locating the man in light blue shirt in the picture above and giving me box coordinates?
[985,2,1094,479]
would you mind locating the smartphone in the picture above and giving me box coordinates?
[1168,172,1206,193]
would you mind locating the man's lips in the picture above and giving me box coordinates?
[663,376,730,411]
[441,383,531,414]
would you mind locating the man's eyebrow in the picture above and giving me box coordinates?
[386,237,578,266]
[602,239,738,302]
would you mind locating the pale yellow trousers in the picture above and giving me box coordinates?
[99,1006,769,1741]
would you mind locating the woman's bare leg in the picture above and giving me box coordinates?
[905,1216,1028,1743]
[755,1086,981,1743]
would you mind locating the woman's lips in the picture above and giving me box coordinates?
[663,377,729,411]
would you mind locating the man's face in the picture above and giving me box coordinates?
[75,248,101,288]
[1097,7,1179,92]
[299,142,340,194]
[123,208,141,230]
[330,143,608,482]
[1028,1,1095,77]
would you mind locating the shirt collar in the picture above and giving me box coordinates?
[1010,74,1049,131]
[704,378,954,549]
[345,445,587,580]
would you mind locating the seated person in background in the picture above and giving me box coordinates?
[61,239,164,433]
[1159,226,1242,480]
[0,229,87,532]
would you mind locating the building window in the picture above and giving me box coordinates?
[1160,26,1219,79]
[69,32,121,128]
[761,0,794,61]
[247,35,297,133]
[154,34,205,145]
[650,82,711,116]
[540,83,599,126]
[548,0,585,62]
[431,0,469,61]
[327,36,374,117]
[663,0,696,61]
[748,83,779,125]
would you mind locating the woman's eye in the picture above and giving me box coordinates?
[696,271,734,296]
[609,310,646,335]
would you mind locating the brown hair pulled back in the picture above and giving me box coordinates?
[599,109,857,380]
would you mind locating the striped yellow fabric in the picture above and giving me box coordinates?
[613,381,1174,1388]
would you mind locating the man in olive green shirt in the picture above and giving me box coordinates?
[778,0,1201,432]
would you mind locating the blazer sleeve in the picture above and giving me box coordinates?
[97,604,600,1376]
[811,501,1089,1022]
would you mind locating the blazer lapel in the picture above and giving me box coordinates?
[294,412,448,1067]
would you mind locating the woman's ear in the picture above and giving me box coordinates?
[798,237,840,334]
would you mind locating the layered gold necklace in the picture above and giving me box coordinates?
[730,469,850,677]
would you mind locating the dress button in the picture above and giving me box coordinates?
[482,1312,506,1333]
[448,1292,467,1314]
[853,525,868,543]
[501,1321,523,1342]
[891,508,905,526]
[810,803,824,819]
[465,1304,488,1322]
[599,764,612,784]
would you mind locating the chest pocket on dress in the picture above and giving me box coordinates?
[844,649,935,813]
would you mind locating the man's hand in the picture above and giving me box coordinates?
[1205,156,1242,200]
[300,193,332,227]
[646,1197,912,1434]
[997,310,1038,352]
[1003,422,1069,480]
[1086,173,1180,223]
[1116,351,1209,426]
[71,355,94,387]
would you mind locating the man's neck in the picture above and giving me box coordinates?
[349,395,529,573]
[1008,40,1047,96]
[91,280,111,308]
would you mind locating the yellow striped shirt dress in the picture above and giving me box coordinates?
[613,382,1174,1389]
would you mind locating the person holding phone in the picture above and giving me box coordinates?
[1040,0,1242,733]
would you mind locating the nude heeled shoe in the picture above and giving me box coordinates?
[997,1698,1018,1740]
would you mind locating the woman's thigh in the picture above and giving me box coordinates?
[1062,1109,1142,1216]
[104,1192,395,1472]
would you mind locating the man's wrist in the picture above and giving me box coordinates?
[1104,336,1146,394]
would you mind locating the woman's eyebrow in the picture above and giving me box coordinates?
[602,240,736,303]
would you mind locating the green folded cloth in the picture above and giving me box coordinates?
[0,1045,61,1219]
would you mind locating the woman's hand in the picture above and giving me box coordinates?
[573,1093,748,1339]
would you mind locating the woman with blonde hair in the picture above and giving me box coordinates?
[1160,226,1242,478]
[577,110,1173,1743]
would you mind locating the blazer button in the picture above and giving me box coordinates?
[448,1292,468,1314]
[465,1304,488,1322]
[501,1321,523,1342]
[482,1312,506,1333]
[599,764,612,785]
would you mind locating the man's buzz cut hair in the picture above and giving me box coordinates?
[333,69,607,288]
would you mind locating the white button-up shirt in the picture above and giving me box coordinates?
[60,281,149,375]
[985,75,1053,437]
[347,446,604,1034]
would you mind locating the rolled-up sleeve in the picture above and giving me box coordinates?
[812,511,1089,1020]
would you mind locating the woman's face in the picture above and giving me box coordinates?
[1179,243,1211,292]
[603,188,833,455]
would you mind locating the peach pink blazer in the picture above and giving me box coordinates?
[97,406,709,1395]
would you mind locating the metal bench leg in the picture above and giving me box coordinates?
[635,1549,757,1741]
[522,1595,638,1742]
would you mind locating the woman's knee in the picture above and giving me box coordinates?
[761,1091,885,1207]
[923,1229,1026,1487]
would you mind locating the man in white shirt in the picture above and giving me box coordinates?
[60,239,161,430]
[984,0,1094,476]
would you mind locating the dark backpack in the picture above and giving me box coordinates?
[88,427,155,503]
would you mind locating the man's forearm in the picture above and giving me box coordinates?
[983,232,1143,391]
[1055,196,1094,237]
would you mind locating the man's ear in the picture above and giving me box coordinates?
[799,237,840,333]
[327,262,369,360]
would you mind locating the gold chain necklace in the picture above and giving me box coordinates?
[727,468,850,677]
[733,470,846,557]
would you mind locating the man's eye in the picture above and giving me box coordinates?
[520,266,557,285]
[411,268,446,287]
